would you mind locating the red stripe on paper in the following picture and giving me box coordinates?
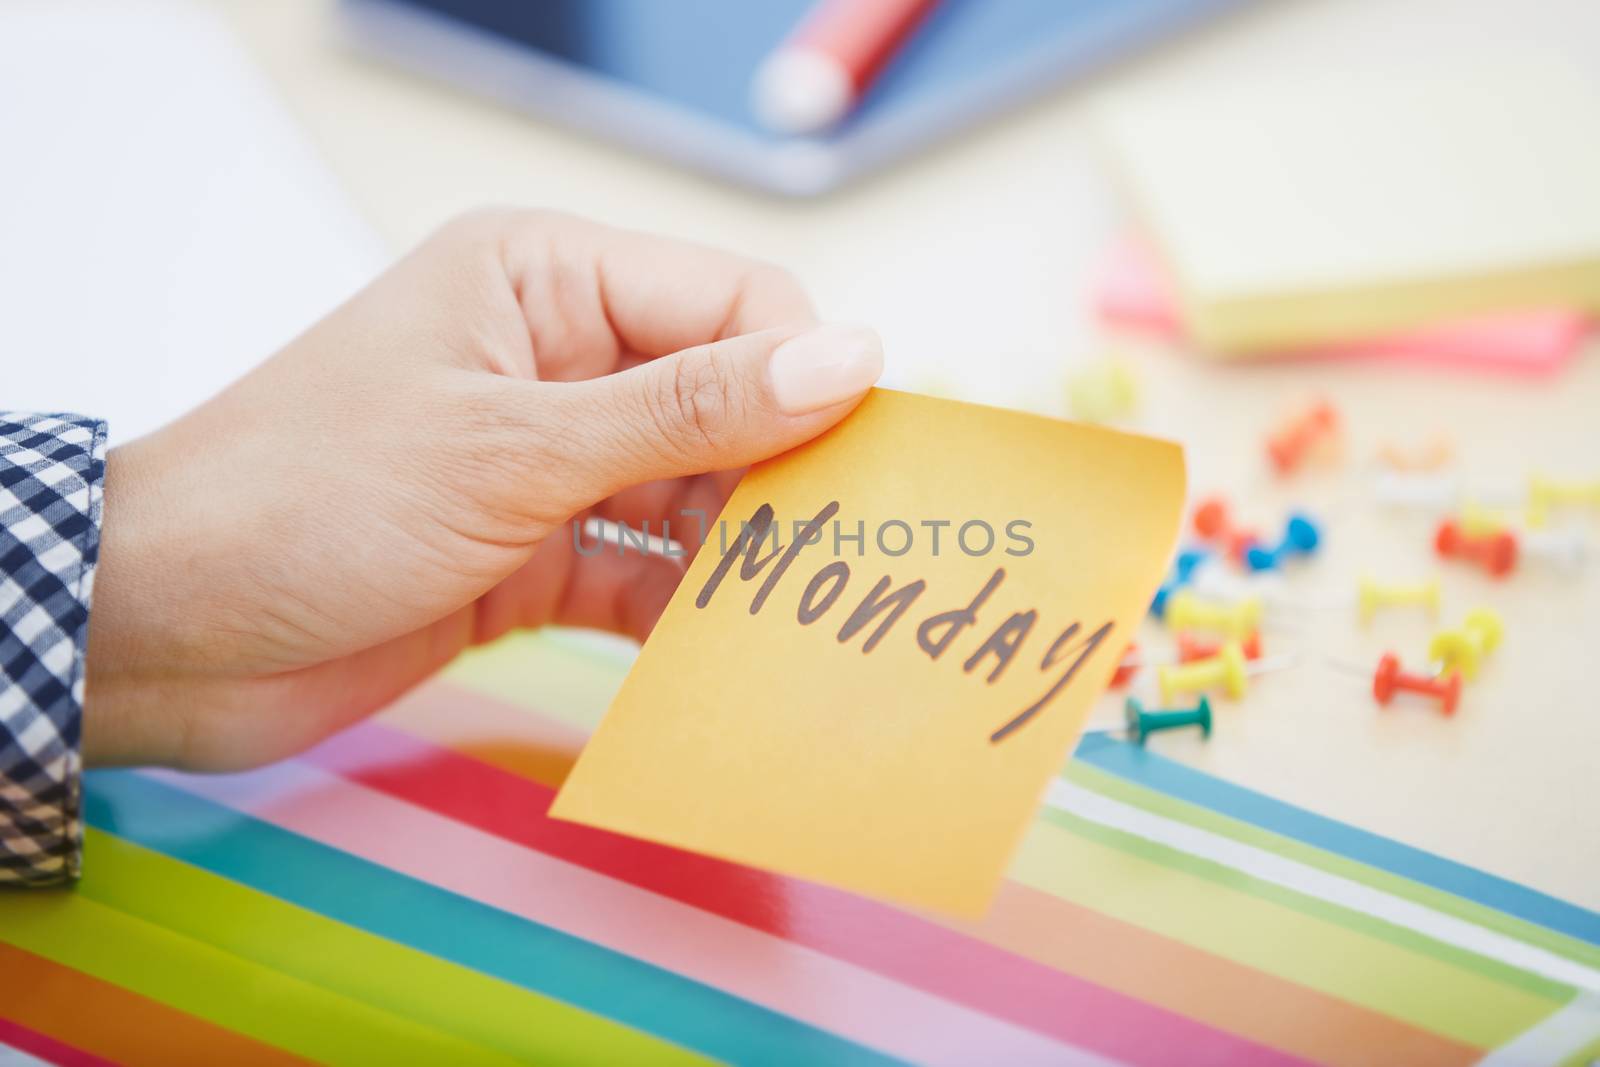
[0,1018,116,1067]
[306,721,1303,1066]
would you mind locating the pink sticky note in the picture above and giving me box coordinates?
[1094,238,1589,374]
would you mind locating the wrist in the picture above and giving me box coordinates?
[83,439,193,764]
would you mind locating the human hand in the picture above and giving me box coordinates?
[84,210,882,769]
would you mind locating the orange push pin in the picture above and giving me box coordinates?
[1108,643,1140,689]
[1377,434,1454,472]
[1373,654,1461,716]
[1191,495,1260,563]
[1326,653,1461,716]
[1177,631,1262,663]
[1434,520,1516,578]
[1265,399,1340,476]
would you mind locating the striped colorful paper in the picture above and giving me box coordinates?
[3,629,1598,1066]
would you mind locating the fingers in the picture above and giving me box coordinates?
[557,549,687,643]
[592,472,733,561]
[524,321,882,510]
[470,210,818,383]
[476,520,686,643]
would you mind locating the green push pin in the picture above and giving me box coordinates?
[1123,695,1212,745]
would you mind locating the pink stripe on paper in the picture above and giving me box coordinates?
[146,761,1107,1067]
[304,718,1298,1066]
[0,1019,116,1067]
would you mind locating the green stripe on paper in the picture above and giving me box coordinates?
[84,770,897,1067]
[1062,759,1600,976]
[1559,1033,1600,1067]
[0,890,520,1066]
[1043,804,1572,1001]
[75,828,707,1066]
[1010,813,1562,1048]
[444,629,626,733]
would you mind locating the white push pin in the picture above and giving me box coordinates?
[1372,472,1461,512]
[1184,566,1312,635]
[1186,558,1259,603]
[581,517,686,560]
[1521,527,1587,572]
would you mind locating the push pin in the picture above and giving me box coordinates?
[1067,358,1139,424]
[1459,501,1514,537]
[1357,576,1440,625]
[1186,559,1253,603]
[1246,512,1320,572]
[1377,435,1453,472]
[1427,607,1503,682]
[1265,398,1340,476]
[1373,472,1462,513]
[1527,474,1600,529]
[1157,642,1295,703]
[1374,654,1461,716]
[1150,548,1211,618]
[1160,642,1247,702]
[1121,695,1213,745]
[1522,528,1587,572]
[1177,631,1261,663]
[1109,643,1141,689]
[1434,520,1516,578]
[1166,590,1263,638]
[1326,654,1461,716]
[1191,496,1260,562]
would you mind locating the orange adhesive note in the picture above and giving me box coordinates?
[551,389,1185,915]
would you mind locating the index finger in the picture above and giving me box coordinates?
[494,210,818,383]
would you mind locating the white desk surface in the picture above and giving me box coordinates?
[216,0,1600,910]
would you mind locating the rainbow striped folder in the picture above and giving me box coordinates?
[4,631,1597,1065]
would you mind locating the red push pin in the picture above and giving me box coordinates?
[1109,643,1140,688]
[1434,519,1517,578]
[1191,495,1260,563]
[1177,631,1262,663]
[1265,399,1340,476]
[1372,653,1461,716]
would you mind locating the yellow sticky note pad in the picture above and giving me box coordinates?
[551,389,1185,915]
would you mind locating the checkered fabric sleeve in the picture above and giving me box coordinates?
[1,412,107,886]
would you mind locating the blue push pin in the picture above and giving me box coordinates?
[1150,547,1210,618]
[1245,513,1320,572]
[1123,695,1213,745]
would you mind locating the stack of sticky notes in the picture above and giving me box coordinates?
[1093,236,1591,374]
[1094,56,1600,356]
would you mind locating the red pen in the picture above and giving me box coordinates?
[752,0,941,135]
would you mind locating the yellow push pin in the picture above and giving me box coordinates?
[1067,357,1138,424]
[1427,607,1504,682]
[1357,576,1441,625]
[1459,501,1512,537]
[1166,590,1262,639]
[1527,473,1600,529]
[1156,643,1296,703]
[1158,642,1247,703]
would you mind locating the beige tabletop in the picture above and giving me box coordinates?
[217,0,1600,910]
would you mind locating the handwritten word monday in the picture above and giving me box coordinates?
[697,501,1114,743]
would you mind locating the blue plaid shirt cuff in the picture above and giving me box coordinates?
[1,412,107,886]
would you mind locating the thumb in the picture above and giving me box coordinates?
[550,322,883,502]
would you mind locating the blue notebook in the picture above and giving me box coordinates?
[338,0,1244,196]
